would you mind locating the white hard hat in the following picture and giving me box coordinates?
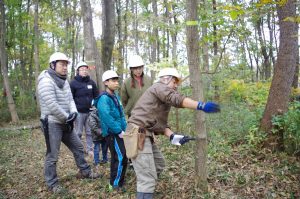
[128,55,144,68]
[75,61,88,70]
[158,68,181,81]
[49,52,70,63]
[102,70,119,82]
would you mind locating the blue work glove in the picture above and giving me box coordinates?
[170,134,195,145]
[197,101,220,113]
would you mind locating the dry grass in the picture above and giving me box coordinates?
[0,127,299,199]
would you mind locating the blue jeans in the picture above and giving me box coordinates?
[93,140,108,165]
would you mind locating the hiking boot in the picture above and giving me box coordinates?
[99,160,108,164]
[108,184,126,193]
[76,170,102,179]
[49,184,68,194]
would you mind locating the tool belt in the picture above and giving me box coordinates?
[123,123,153,159]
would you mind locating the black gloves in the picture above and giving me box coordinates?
[66,112,77,124]
[66,112,78,133]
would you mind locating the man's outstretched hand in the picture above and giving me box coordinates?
[170,133,196,145]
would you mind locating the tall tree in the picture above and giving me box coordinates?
[186,0,208,192]
[256,17,271,80]
[101,0,115,71]
[33,0,40,110]
[292,14,299,89]
[131,0,139,54]
[0,0,19,123]
[80,0,104,89]
[260,0,298,148]
[150,0,158,81]
[116,0,124,80]
[201,0,209,72]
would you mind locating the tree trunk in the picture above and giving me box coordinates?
[260,0,297,149]
[123,0,129,75]
[186,0,207,192]
[80,0,104,90]
[33,0,40,111]
[292,18,299,89]
[131,0,139,54]
[212,0,218,56]
[151,0,158,81]
[70,0,80,80]
[0,0,19,123]
[201,0,209,72]
[292,49,299,89]
[170,2,179,131]
[101,0,115,71]
[256,17,271,80]
[116,0,124,81]
[245,39,254,82]
[267,12,276,68]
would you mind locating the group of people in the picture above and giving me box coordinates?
[37,52,221,198]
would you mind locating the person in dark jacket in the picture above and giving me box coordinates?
[70,61,98,158]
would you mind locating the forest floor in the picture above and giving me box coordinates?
[0,121,299,199]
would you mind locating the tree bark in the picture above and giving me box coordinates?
[101,0,115,71]
[151,0,158,81]
[0,0,19,123]
[201,0,209,72]
[116,0,124,82]
[80,0,104,90]
[186,0,208,192]
[33,0,40,111]
[260,0,297,148]
[256,17,271,80]
[292,18,299,89]
[131,0,139,54]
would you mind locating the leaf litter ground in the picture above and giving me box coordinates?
[0,128,299,199]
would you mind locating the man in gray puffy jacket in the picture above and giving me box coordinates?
[37,52,100,194]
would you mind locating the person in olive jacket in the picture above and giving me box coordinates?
[121,55,152,117]
[70,61,98,157]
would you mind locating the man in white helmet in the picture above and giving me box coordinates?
[70,61,99,159]
[93,70,127,191]
[37,52,100,194]
[124,67,220,198]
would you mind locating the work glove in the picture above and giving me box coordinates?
[65,112,77,133]
[66,112,78,124]
[197,101,220,113]
[118,131,125,138]
[170,133,196,145]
